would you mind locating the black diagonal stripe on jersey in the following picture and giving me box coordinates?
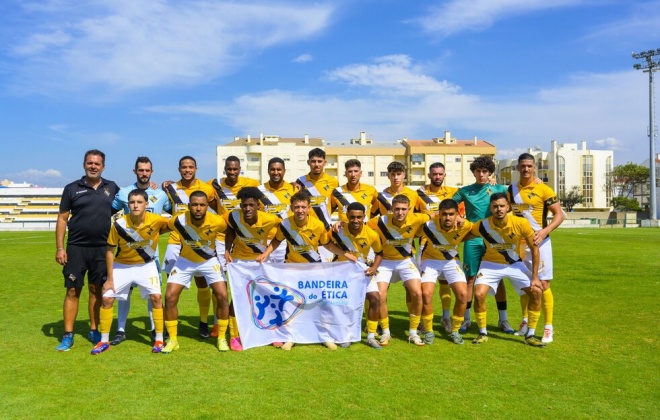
[507,185,514,203]
[166,184,184,205]
[114,222,152,263]
[332,231,350,252]
[280,225,320,263]
[478,222,518,264]
[173,217,215,260]
[312,206,331,230]
[417,190,435,205]
[376,193,392,211]
[259,193,275,207]
[212,179,234,200]
[377,217,411,258]
[228,214,263,254]
[332,189,350,207]
[422,224,454,260]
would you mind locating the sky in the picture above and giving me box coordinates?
[1,0,659,187]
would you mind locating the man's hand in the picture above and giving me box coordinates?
[343,253,358,263]
[533,228,550,245]
[531,277,542,292]
[162,180,174,190]
[55,249,67,266]
[365,266,378,277]
[224,251,233,264]
[256,253,268,263]
[103,279,116,294]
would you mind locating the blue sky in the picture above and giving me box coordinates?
[1,0,659,187]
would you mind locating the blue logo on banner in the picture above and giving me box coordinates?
[247,276,306,330]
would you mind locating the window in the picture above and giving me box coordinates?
[411,154,424,163]
[582,155,593,207]
[380,171,388,177]
[248,157,259,162]
[367,171,374,177]
[455,157,461,162]
[606,156,612,207]
[558,156,565,197]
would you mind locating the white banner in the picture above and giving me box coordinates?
[227,261,369,350]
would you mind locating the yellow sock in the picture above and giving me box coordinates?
[379,317,390,331]
[475,311,487,330]
[229,316,239,339]
[367,320,378,334]
[197,287,211,323]
[520,293,530,319]
[422,314,434,332]
[542,288,554,326]
[440,283,452,311]
[528,310,541,331]
[100,307,113,334]
[217,318,229,338]
[165,320,178,342]
[152,308,163,334]
[409,314,421,332]
[451,315,463,333]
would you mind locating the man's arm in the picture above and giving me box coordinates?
[256,237,282,263]
[224,227,236,264]
[524,234,541,290]
[365,252,383,276]
[533,202,564,245]
[55,210,69,266]
[323,241,358,262]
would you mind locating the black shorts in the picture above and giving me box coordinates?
[62,245,107,288]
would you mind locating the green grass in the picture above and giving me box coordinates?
[0,229,658,419]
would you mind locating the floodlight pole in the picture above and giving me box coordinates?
[633,49,660,221]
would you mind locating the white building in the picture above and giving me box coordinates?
[498,140,614,210]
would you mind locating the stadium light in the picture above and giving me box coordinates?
[632,48,660,221]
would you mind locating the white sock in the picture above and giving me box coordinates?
[101,332,110,342]
[148,299,155,330]
[498,310,508,322]
[116,289,131,332]
[479,327,487,335]
[382,328,391,336]
[442,309,450,319]
[527,328,536,337]
[409,329,418,336]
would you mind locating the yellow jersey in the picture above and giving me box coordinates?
[108,213,169,265]
[167,211,227,263]
[417,219,472,261]
[507,182,559,231]
[226,210,281,261]
[375,186,425,216]
[164,179,216,245]
[367,212,430,261]
[470,215,534,265]
[416,185,459,214]
[208,176,260,216]
[331,222,382,263]
[331,183,379,222]
[275,216,330,263]
[295,172,339,229]
[258,181,296,219]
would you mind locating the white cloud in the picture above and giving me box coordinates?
[327,54,460,96]
[145,55,648,164]
[582,1,660,50]
[293,54,313,63]
[415,0,583,37]
[10,168,65,183]
[9,1,334,94]
[593,137,623,151]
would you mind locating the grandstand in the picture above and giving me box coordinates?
[0,187,62,230]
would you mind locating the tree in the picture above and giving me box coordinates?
[610,197,642,212]
[560,186,584,212]
[611,163,650,199]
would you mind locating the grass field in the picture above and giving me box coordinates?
[0,229,658,419]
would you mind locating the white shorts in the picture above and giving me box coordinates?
[523,237,554,281]
[104,262,161,300]
[419,259,466,285]
[167,257,226,288]
[269,239,287,263]
[475,261,532,296]
[162,244,181,274]
[365,276,378,293]
[374,258,421,284]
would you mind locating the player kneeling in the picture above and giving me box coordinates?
[92,189,170,355]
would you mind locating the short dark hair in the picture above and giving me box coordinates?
[469,155,495,174]
[345,159,361,170]
[308,148,325,160]
[346,202,366,213]
[189,190,208,201]
[268,157,285,169]
[127,189,148,202]
[237,186,263,202]
[225,156,240,167]
[429,162,445,171]
[179,156,197,167]
[439,199,458,211]
[84,149,105,165]
[517,153,535,164]
[387,161,406,173]
[134,156,152,169]
[490,192,509,203]
[290,191,311,205]
[392,194,410,207]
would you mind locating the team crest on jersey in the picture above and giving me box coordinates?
[486,188,492,195]
[309,233,316,240]
[360,193,367,200]
[205,229,213,236]
[405,226,413,233]
[150,196,158,203]
[147,228,154,235]
[358,240,368,249]
[256,228,264,236]
[103,188,111,197]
